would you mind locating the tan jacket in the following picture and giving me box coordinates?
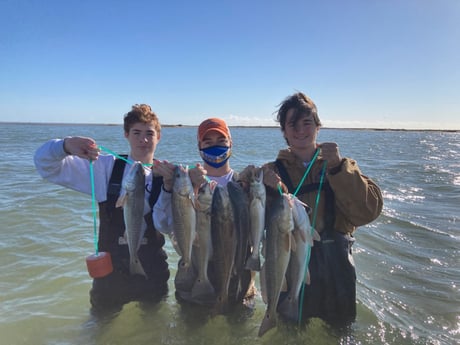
[265,148,383,234]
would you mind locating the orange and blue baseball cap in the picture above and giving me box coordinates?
[197,118,231,142]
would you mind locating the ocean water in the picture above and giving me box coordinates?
[0,123,458,345]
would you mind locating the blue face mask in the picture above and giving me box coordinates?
[199,145,232,168]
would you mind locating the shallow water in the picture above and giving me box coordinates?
[0,123,458,345]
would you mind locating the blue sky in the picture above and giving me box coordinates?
[1,0,459,129]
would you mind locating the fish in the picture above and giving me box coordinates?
[171,164,197,292]
[191,180,217,301]
[245,167,266,271]
[227,180,251,304]
[258,193,294,337]
[210,184,237,314]
[115,161,148,278]
[277,195,319,322]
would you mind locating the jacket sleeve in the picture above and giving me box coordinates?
[34,139,113,202]
[327,158,383,227]
[152,189,174,234]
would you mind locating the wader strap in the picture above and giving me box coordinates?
[149,175,163,208]
[275,159,295,193]
[274,159,336,233]
[107,155,128,201]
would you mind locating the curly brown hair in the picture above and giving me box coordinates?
[123,104,161,134]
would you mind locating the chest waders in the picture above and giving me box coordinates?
[275,159,356,326]
[90,157,170,311]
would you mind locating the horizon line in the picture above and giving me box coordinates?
[1,121,458,132]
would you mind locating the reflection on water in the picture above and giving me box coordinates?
[0,124,458,345]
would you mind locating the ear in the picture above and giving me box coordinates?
[124,131,129,139]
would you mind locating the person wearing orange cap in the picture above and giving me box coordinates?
[153,118,255,308]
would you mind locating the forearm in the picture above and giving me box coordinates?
[329,158,383,226]
[153,190,174,234]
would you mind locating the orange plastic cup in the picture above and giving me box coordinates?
[86,252,113,278]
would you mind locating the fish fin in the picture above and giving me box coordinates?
[259,263,267,304]
[312,229,321,242]
[304,268,311,285]
[191,277,215,300]
[298,228,308,243]
[284,233,291,252]
[115,193,127,208]
[278,295,300,322]
[281,276,288,292]
[245,255,261,271]
[290,232,297,252]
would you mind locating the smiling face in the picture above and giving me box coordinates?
[124,121,160,163]
[283,108,319,151]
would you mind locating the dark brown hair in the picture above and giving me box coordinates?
[276,92,322,131]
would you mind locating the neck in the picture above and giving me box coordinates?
[290,145,317,163]
[204,162,231,177]
[130,152,153,165]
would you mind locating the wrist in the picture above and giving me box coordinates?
[162,184,172,193]
[328,158,345,175]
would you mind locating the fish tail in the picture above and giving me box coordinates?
[277,295,300,322]
[258,310,277,337]
[130,256,147,278]
[245,255,261,271]
[191,277,215,300]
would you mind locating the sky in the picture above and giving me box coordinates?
[1,0,459,130]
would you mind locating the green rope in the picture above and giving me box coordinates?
[298,160,328,325]
[89,160,99,255]
[293,148,319,197]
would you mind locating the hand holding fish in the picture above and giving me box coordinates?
[318,142,342,169]
[262,165,286,192]
[151,160,176,192]
[189,163,208,189]
[63,136,100,160]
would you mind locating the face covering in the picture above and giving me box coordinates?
[199,145,232,168]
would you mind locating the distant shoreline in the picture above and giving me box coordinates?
[1,121,458,132]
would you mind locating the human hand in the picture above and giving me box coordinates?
[262,165,283,191]
[189,163,208,189]
[63,136,99,160]
[152,160,176,191]
[318,142,342,168]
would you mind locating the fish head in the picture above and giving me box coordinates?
[291,196,312,231]
[279,194,294,234]
[173,164,193,196]
[123,161,146,192]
